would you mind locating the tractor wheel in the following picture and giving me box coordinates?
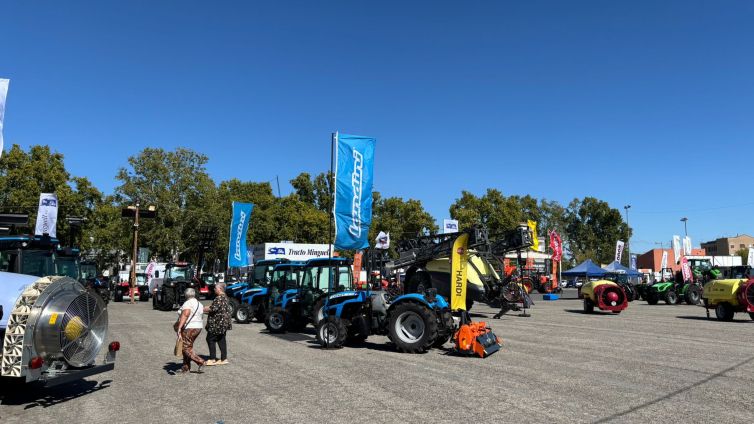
[236,304,251,324]
[646,292,659,305]
[156,289,175,311]
[312,298,327,325]
[749,312,754,321]
[583,298,594,313]
[228,298,240,320]
[664,290,678,305]
[684,285,701,305]
[316,316,348,349]
[265,307,288,333]
[114,290,123,302]
[253,303,266,323]
[466,299,474,311]
[715,303,735,321]
[432,310,454,348]
[536,283,547,294]
[387,302,438,353]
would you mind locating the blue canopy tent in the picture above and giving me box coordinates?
[561,259,607,278]
[602,261,642,278]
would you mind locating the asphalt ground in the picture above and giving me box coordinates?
[2,289,754,423]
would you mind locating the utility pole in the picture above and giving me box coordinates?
[122,200,156,304]
[681,217,688,237]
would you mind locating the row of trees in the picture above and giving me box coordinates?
[0,145,630,270]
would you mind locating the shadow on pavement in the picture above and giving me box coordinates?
[594,354,754,423]
[563,309,617,316]
[0,379,112,409]
[676,315,753,323]
[163,362,183,375]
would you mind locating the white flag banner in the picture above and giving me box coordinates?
[0,78,8,157]
[443,219,459,234]
[748,248,754,267]
[672,235,681,263]
[34,193,59,238]
[660,250,668,270]
[375,231,390,250]
[683,236,692,256]
[615,240,625,263]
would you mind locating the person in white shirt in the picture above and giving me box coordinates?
[176,288,206,373]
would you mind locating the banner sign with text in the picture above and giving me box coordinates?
[527,220,539,251]
[683,236,692,256]
[227,202,253,267]
[748,248,754,267]
[615,240,625,263]
[681,257,692,282]
[443,219,459,234]
[661,250,668,270]
[549,230,563,262]
[450,233,469,311]
[34,193,58,238]
[334,133,375,250]
[630,254,637,270]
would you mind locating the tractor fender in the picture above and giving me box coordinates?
[388,293,449,312]
[241,287,268,304]
[323,291,368,318]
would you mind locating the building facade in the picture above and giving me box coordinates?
[700,235,754,256]
[636,248,706,272]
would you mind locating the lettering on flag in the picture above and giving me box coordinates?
[334,133,375,250]
[615,240,625,263]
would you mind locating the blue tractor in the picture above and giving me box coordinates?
[264,257,352,333]
[226,258,290,320]
[235,262,305,323]
[315,231,503,357]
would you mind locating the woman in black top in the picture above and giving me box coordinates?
[205,282,233,365]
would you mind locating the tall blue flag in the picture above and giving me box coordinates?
[334,133,375,250]
[228,202,253,267]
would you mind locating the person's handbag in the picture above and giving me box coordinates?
[173,334,183,357]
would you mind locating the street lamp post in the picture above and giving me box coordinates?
[680,217,688,237]
[624,205,631,264]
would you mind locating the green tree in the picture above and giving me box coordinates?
[115,147,216,260]
[735,248,749,266]
[0,144,103,247]
[448,189,540,234]
[565,197,631,265]
[369,192,437,256]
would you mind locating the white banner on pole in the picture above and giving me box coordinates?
[443,219,459,234]
[683,236,692,256]
[34,193,59,238]
[748,248,754,267]
[375,231,390,249]
[615,240,625,263]
[672,235,681,263]
[0,78,8,158]
[660,250,668,270]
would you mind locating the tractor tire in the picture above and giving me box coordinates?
[114,290,123,302]
[749,312,754,321]
[139,291,149,302]
[664,290,678,305]
[236,304,251,324]
[684,285,701,305]
[316,316,348,349]
[387,302,438,353]
[432,310,454,348]
[265,307,288,333]
[312,298,327,325]
[715,303,735,321]
[253,303,266,323]
[536,283,547,294]
[466,299,474,311]
[583,298,594,313]
[160,288,177,311]
[646,292,659,305]
[228,298,240,320]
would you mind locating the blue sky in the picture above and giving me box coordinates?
[2,1,753,253]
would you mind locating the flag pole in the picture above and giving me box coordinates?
[328,132,337,261]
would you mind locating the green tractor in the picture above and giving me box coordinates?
[644,268,702,305]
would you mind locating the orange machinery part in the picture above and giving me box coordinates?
[454,321,501,358]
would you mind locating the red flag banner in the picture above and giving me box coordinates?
[549,231,562,262]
